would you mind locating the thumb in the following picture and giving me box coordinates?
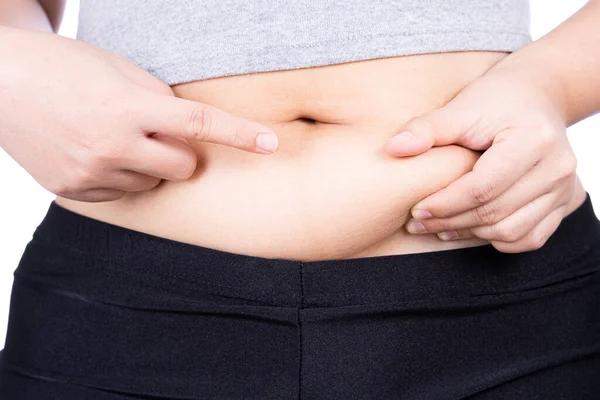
[139,92,279,154]
[384,105,470,157]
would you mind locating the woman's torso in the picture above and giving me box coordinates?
[54,51,587,262]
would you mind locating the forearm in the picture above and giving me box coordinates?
[487,0,600,127]
[0,0,65,33]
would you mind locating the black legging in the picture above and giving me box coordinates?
[2,194,600,399]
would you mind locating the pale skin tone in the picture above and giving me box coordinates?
[0,1,597,254]
[388,0,600,252]
[0,0,280,202]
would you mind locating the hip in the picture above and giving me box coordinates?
[2,192,600,399]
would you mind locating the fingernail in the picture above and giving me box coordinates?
[412,209,433,220]
[256,132,278,153]
[439,231,458,241]
[388,131,414,144]
[406,221,427,234]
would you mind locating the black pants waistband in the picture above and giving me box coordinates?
[27,192,600,308]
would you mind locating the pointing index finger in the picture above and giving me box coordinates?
[138,92,278,153]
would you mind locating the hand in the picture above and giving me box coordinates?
[384,68,578,253]
[0,26,279,203]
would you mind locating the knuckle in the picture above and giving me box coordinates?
[185,107,212,141]
[105,93,144,125]
[474,202,499,225]
[406,116,432,133]
[527,232,548,251]
[491,240,521,254]
[77,135,99,155]
[48,180,72,197]
[121,98,145,125]
[567,152,578,172]
[494,223,522,243]
[71,163,97,188]
[92,144,122,165]
[405,112,439,138]
[78,136,123,166]
[50,166,94,197]
[559,152,578,178]
[535,127,557,151]
[230,126,245,148]
[471,180,495,205]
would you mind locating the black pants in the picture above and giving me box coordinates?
[1,194,600,400]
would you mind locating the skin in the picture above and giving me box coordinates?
[0,1,591,260]
[0,1,280,203]
[390,0,600,253]
[53,53,506,261]
[0,0,62,32]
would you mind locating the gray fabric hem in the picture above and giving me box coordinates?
[149,30,532,86]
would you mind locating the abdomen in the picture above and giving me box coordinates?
[55,52,507,261]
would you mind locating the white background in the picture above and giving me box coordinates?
[1,0,598,346]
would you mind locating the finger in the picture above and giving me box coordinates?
[490,204,568,253]
[62,188,127,203]
[436,228,473,241]
[469,191,563,243]
[410,131,541,219]
[139,92,279,154]
[385,105,473,157]
[435,183,571,243]
[120,135,198,181]
[403,218,474,240]
[104,169,163,192]
[412,162,559,233]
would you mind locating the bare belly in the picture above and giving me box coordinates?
[54,52,587,261]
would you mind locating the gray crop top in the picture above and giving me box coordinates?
[76,0,532,86]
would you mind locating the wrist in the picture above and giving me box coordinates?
[485,43,570,125]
